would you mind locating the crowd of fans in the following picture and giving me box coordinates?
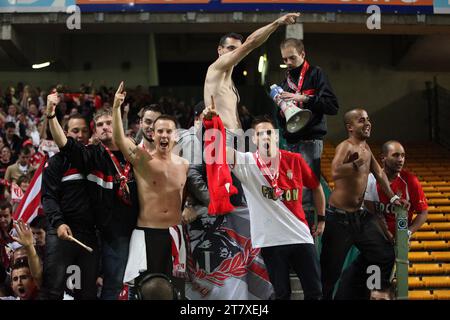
[0,82,198,299]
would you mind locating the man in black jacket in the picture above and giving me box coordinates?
[277,38,339,219]
[40,114,99,300]
[46,93,139,300]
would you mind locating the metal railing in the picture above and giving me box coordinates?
[394,206,409,300]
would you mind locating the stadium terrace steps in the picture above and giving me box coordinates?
[408,276,450,288]
[419,222,450,231]
[410,241,449,251]
[321,142,450,299]
[409,290,450,300]
[409,263,450,275]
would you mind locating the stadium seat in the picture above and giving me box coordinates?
[434,290,450,299]
[424,192,446,198]
[408,277,424,288]
[409,252,433,262]
[431,252,450,261]
[408,290,434,300]
[411,231,441,240]
[421,277,450,287]
[421,222,450,231]
[409,263,449,275]
[410,241,449,250]
[428,199,450,205]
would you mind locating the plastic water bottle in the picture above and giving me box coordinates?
[270,84,293,114]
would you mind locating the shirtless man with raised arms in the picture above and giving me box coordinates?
[204,12,300,131]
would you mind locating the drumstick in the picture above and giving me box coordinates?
[68,235,94,253]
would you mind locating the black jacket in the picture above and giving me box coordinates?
[42,152,96,233]
[60,138,139,242]
[277,63,339,143]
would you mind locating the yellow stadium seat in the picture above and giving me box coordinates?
[424,192,446,198]
[422,222,450,231]
[428,206,450,213]
[408,277,424,288]
[409,252,433,262]
[443,264,450,273]
[428,199,450,205]
[422,176,447,182]
[410,241,449,250]
[421,277,450,287]
[408,290,434,300]
[409,263,447,275]
[433,290,450,300]
[429,181,450,186]
[426,214,450,222]
[411,231,441,240]
[431,252,450,261]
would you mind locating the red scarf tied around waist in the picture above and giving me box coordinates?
[203,115,238,215]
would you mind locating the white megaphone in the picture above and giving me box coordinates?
[270,84,312,133]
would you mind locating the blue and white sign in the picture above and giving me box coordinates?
[434,0,450,13]
[0,0,74,12]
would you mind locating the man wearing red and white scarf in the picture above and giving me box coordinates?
[276,38,339,227]
[203,103,326,300]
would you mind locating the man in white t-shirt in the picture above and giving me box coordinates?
[203,104,325,300]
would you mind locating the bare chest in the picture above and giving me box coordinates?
[139,160,186,190]
[348,145,371,171]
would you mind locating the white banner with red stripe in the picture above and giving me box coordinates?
[12,154,48,224]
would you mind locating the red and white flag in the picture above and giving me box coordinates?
[10,183,24,204]
[12,155,48,224]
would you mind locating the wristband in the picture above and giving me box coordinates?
[46,113,57,119]
[390,195,400,204]
[317,215,326,222]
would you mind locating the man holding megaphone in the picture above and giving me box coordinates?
[274,38,339,223]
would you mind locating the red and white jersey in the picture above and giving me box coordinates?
[365,170,428,235]
[231,149,319,248]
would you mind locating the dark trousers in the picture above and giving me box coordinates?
[334,254,375,300]
[261,243,322,300]
[286,140,323,211]
[320,207,395,300]
[100,235,130,300]
[39,230,99,300]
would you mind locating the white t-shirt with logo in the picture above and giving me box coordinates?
[231,150,316,248]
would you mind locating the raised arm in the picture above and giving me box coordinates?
[11,220,43,287]
[46,90,67,148]
[112,82,147,166]
[213,13,300,71]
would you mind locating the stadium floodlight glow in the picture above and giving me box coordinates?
[32,62,51,69]
[258,55,267,73]
[280,64,287,69]
[243,70,248,76]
